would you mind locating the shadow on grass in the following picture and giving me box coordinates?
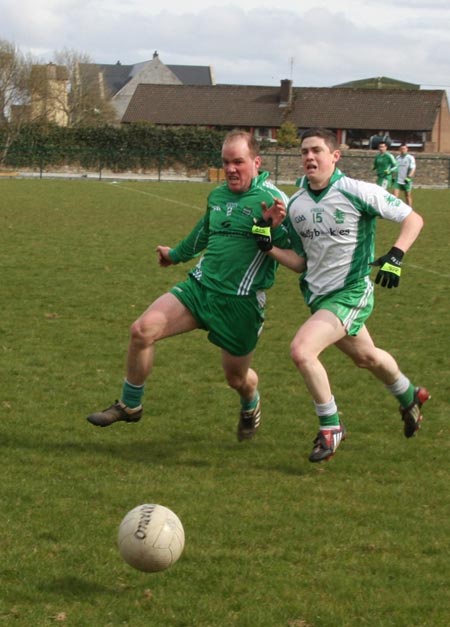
[1,428,307,476]
[2,576,117,609]
[37,575,113,598]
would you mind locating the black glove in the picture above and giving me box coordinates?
[252,218,273,252]
[371,246,404,288]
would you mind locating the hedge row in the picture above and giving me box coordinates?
[0,123,227,171]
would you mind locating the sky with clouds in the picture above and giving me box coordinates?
[1,0,449,95]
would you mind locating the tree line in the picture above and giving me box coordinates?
[0,39,117,127]
[0,38,119,163]
[0,122,228,171]
[0,38,299,170]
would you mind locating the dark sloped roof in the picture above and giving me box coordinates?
[122,84,445,131]
[78,63,133,96]
[123,84,285,126]
[292,88,443,130]
[98,63,134,95]
[168,65,213,86]
[80,61,213,97]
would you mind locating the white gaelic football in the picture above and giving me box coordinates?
[118,503,185,572]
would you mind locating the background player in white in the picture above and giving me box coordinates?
[393,143,416,207]
[252,128,430,463]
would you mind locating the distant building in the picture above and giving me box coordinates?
[12,63,69,126]
[79,51,215,121]
[122,80,450,153]
[14,55,450,153]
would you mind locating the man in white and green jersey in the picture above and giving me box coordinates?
[87,130,291,441]
[373,141,397,189]
[393,143,416,207]
[257,128,430,463]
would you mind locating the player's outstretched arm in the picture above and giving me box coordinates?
[268,247,306,273]
[393,210,423,253]
[371,210,424,289]
[156,245,174,267]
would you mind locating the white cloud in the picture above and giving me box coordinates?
[0,0,449,96]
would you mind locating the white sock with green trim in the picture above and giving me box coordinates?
[315,396,340,428]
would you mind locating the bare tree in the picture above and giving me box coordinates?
[0,39,26,124]
[0,39,37,162]
[53,48,118,126]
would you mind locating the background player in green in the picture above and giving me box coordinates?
[253,127,430,463]
[393,143,416,207]
[87,130,290,441]
[373,141,397,189]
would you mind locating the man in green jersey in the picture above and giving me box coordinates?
[373,141,397,189]
[87,130,291,441]
[254,128,430,462]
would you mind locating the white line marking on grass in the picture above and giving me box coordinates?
[109,186,450,280]
[407,263,450,279]
[110,183,204,212]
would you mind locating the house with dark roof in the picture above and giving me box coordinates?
[121,79,450,153]
[80,51,214,120]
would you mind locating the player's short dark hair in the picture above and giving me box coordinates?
[300,128,339,151]
[223,129,260,158]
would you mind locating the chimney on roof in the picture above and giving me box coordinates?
[279,79,293,107]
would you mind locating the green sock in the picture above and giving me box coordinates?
[385,375,415,408]
[240,391,259,412]
[315,396,340,428]
[121,379,144,409]
[319,412,340,428]
[396,385,415,408]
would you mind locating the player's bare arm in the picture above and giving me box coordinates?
[156,245,174,267]
[371,208,424,289]
[268,247,306,273]
[393,210,423,253]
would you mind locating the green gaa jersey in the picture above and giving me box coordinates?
[169,171,291,296]
[373,151,397,177]
[286,169,412,304]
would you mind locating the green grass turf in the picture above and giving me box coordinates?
[0,180,449,626]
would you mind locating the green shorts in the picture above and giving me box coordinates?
[376,176,392,190]
[394,180,413,192]
[170,276,265,356]
[309,278,374,336]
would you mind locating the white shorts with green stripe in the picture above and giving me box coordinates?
[308,277,374,336]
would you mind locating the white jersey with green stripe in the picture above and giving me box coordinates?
[396,153,416,184]
[169,171,291,296]
[286,168,412,304]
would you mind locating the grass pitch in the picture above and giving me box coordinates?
[0,180,449,626]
